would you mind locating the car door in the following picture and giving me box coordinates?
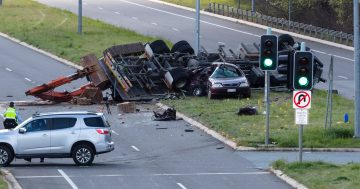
[50,117,79,154]
[17,118,51,155]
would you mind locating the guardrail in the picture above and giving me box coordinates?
[206,3,354,46]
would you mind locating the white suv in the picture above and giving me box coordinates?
[0,111,114,166]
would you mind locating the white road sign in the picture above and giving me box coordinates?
[295,109,308,125]
[293,90,311,109]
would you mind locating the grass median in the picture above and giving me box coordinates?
[0,0,164,64]
[161,0,251,10]
[272,160,360,189]
[162,90,360,148]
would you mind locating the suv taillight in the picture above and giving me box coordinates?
[96,129,109,134]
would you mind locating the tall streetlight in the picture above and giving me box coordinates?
[195,0,200,54]
[78,0,83,34]
[288,0,291,30]
[354,0,360,138]
[251,0,255,13]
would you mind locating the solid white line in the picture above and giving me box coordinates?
[177,183,187,189]
[58,169,79,189]
[151,22,158,26]
[338,75,349,79]
[24,77,32,82]
[119,0,354,62]
[111,130,119,135]
[5,68,12,72]
[114,11,120,15]
[16,176,63,179]
[172,27,179,31]
[98,7,103,10]
[131,145,140,151]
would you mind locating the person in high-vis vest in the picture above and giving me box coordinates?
[3,102,21,129]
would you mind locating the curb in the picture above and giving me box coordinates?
[269,167,308,189]
[1,169,22,189]
[156,102,360,152]
[0,32,83,70]
[150,0,353,52]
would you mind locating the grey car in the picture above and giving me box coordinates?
[0,111,114,166]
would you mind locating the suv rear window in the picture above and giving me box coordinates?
[51,118,77,130]
[84,117,107,127]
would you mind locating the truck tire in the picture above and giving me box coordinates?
[0,145,14,167]
[169,68,189,90]
[278,34,295,50]
[171,40,194,54]
[150,40,170,54]
[72,144,95,166]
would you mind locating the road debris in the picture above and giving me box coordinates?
[152,108,177,121]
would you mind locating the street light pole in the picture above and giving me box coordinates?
[78,0,83,34]
[288,0,291,30]
[354,0,360,138]
[195,0,200,55]
[251,0,255,13]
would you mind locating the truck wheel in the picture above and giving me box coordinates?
[171,40,194,54]
[72,144,95,166]
[0,145,14,167]
[192,87,204,96]
[278,34,295,50]
[170,68,189,90]
[150,40,170,54]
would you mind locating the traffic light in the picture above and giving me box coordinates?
[260,35,278,71]
[293,51,314,90]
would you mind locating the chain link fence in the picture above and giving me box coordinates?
[206,3,353,46]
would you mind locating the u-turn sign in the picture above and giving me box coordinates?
[293,91,311,109]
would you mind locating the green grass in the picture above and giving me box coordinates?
[272,160,360,189]
[0,0,166,64]
[162,90,360,148]
[0,174,7,189]
[161,0,251,10]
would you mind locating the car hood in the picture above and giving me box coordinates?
[0,129,13,135]
[209,77,247,84]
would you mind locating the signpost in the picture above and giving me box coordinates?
[293,90,311,163]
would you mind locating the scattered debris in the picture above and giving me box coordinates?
[152,108,177,121]
[156,127,168,130]
[185,129,194,132]
[117,102,136,113]
[237,106,258,116]
[216,146,224,149]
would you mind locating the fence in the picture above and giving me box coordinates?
[206,3,354,46]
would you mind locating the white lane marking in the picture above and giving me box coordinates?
[312,50,354,62]
[172,27,179,32]
[177,183,187,189]
[24,78,32,82]
[338,75,349,79]
[5,68,12,72]
[118,0,260,37]
[151,22,158,26]
[16,176,62,179]
[114,11,120,15]
[132,17,138,20]
[97,172,269,177]
[119,0,353,62]
[111,130,119,135]
[131,145,140,151]
[58,169,79,189]
[98,7,103,10]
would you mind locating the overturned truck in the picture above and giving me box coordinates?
[26,34,325,102]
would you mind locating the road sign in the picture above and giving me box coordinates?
[293,90,311,109]
[295,109,308,125]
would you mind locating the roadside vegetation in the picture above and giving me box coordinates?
[0,0,164,64]
[272,160,360,189]
[162,90,360,148]
[0,174,7,189]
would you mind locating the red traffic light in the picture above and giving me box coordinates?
[265,40,273,47]
[299,57,309,64]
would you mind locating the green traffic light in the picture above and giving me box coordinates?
[298,76,309,86]
[264,58,273,67]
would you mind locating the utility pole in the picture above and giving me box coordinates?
[238,0,240,9]
[288,0,291,30]
[195,0,200,55]
[251,0,255,13]
[354,0,360,138]
[78,0,83,34]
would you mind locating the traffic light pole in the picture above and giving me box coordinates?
[195,0,200,55]
[265,70,270,145]
[78,0,82,34]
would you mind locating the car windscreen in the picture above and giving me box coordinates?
[84,117,108,127]
[210,66,242,78]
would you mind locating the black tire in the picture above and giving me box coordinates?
[191,87,205,96]
[169,68,189,90]
[72,144,95,166]
[171,40,194,54]
[278,34,295,50]
[0,145,14,167]
[243,90,251,98]
[150,40,170,54]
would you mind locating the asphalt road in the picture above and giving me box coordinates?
[0,36,85,102]
[37,0,356,99]
[4,104,291,189]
